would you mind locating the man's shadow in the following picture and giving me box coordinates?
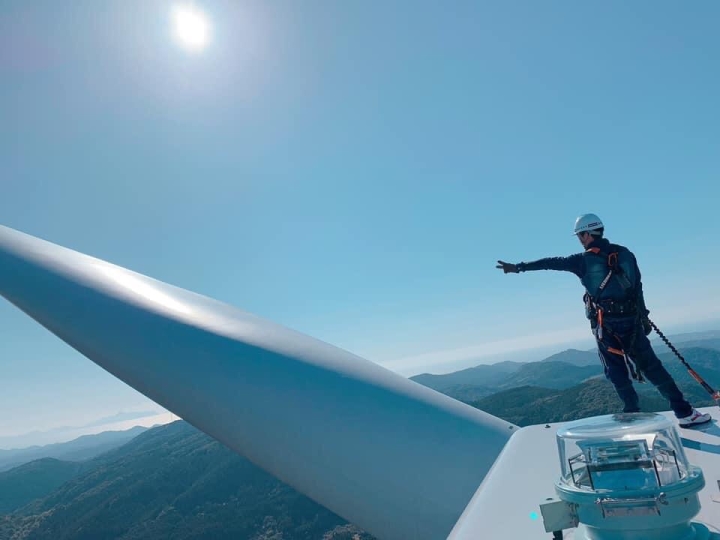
[681,420,720,455]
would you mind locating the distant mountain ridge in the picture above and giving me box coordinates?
[449,347,720,423]
[0,410,162,449]
[411,354,604,399]
[0,426,161,517]
[410,334,720,399]
[500,361,601,389]
[539,348,599,366]
[410,360,525,390]
[0,426,149,473]
[1,421,375,540]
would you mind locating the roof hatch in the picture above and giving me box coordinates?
[540,413,716,540]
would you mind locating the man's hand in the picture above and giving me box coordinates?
[496,260,519,274]
[641,317,653,336]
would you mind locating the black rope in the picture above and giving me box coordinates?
[648,319,690,369]
[648,318,720,402]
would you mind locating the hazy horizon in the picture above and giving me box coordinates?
[0,406,176,450]
[3,318,718,445]
[378,317,720,376]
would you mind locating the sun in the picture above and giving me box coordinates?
[171,4,211,52]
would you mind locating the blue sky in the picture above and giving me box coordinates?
[2,0,720,439]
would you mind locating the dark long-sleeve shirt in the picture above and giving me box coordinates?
[517,254,584,277]
[516,239,650,316]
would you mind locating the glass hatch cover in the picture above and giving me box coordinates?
[555,413,690,491]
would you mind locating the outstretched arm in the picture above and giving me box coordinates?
[497,254,584,278]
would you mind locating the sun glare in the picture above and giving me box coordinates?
[172,4,211,52]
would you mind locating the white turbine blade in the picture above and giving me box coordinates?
[0,225,515,540]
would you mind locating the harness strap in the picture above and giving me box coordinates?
[586,247,617,294]
[586,246,633,291]
[595,318,645,383]
[585,246,645,383]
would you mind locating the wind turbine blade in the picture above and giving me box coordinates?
[0,225,515,540]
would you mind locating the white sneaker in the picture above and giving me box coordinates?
[678,409,712,428]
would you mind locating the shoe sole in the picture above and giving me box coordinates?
[679,417,712,428]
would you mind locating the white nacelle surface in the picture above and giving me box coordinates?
[449,407,720,539]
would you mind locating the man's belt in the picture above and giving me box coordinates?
[596,299,637,316]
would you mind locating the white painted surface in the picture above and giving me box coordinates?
[449,408,720,539]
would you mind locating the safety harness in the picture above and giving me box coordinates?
[583,246,645,382]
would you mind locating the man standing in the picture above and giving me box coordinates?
[496,213,711,427]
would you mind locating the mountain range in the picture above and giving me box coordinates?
[410,335,720,404]
[1,422,374,540]
[0,427,153,516]
[0,426,149,473]
[1,333,719,539]
[0,411,161,449]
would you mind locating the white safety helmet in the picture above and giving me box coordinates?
[573,213,604,235]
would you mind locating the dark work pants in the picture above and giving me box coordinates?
[595,316,693,418]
